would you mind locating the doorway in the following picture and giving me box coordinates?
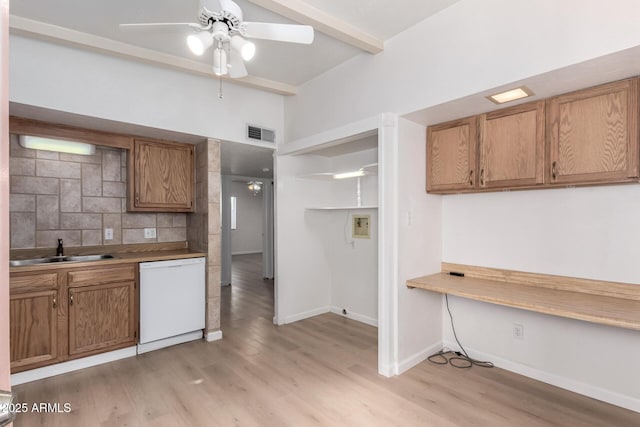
[219,142,275,330]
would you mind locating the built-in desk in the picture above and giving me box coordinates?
[407,263,640,331]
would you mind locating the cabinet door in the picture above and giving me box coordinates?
[10,290,58,371]
[479,101,544,189]
[131,138,194,212]
[427,117,477,193]
[548,78,639,184]
[68,281,136,357]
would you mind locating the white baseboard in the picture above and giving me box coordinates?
[378,363,395,378]
[232,251,263,256]
[329,306,378,327]
[397,340,443,375]
[137,331,203,354]
[281,306,330,324]
[11,347,137,385]
[206,330,223,342]
[442,340,640,413]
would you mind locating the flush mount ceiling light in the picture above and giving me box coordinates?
[334,170,366,180]
[487,86,534,104]
[18,135,96,156]
[247,180,262,196]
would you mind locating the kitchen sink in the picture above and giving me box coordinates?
[9,254,114,267]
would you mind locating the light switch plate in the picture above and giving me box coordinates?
[104,228,113,240]
[144,228,157,239]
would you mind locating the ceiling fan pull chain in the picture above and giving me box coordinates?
[218,73,224,99]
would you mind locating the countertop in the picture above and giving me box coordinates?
[10,243,206,274]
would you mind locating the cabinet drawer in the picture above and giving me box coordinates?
[10,273,58,292]
[68,265,135,286]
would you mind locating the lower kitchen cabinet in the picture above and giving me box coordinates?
[10,289,59,371]
[68,281,137,357]
[9,263,138,373]
[67,265,137,358]
[9,272,60,372]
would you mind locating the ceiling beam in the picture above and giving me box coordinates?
[247,0,384,54]
[9,15,297,96]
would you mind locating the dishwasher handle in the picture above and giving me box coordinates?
[139,257,205,270]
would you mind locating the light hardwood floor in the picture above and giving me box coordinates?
[13,254,640,426]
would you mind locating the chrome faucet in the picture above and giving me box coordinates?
[56,238,64,257]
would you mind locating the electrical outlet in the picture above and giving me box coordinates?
[144,228,157,239]
[104,228,113,240]
[513,323,524,340]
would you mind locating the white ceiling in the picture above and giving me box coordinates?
[10,0,460,86]
[221,141,274,178]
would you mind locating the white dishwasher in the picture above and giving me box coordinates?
[138,257,206,354]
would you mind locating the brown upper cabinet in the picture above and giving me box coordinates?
[479,101,545,189]
[129,138,195,212]
[426,117,477,192]
[547,79,639,185]
[427,77,640,194]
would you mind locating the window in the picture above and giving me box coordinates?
[230,196,237,230]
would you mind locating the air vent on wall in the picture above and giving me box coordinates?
[247,124,275,143]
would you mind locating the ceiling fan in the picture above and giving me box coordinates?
[120,0,314,81]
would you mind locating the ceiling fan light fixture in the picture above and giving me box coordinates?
[231,35,255,61]
[187,31,214,56]
[213,47,228,76]
[247,181,262,195]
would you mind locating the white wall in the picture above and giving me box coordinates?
[442,186,640,411]
[10,35,284,144]
[324,148,379,326]
[229,180,263,255]
[325,208,378,326]
[275,154,332,324]
[275,147,380,326]
[396,118,443,373]
[285,0,640,141]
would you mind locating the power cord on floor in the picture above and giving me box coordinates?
[428,294,494,369]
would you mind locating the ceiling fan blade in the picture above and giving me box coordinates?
[243,22,314,44]
[119,23,203,32]
[228,51,248,78]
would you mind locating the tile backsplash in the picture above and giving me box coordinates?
[9,136,187,249]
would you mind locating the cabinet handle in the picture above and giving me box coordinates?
[69,290,74,306]
[552,161,558,180]
[135,191,140,205]
[468,170,474,187]
[52,295,57,309]
[480,169,485,186]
